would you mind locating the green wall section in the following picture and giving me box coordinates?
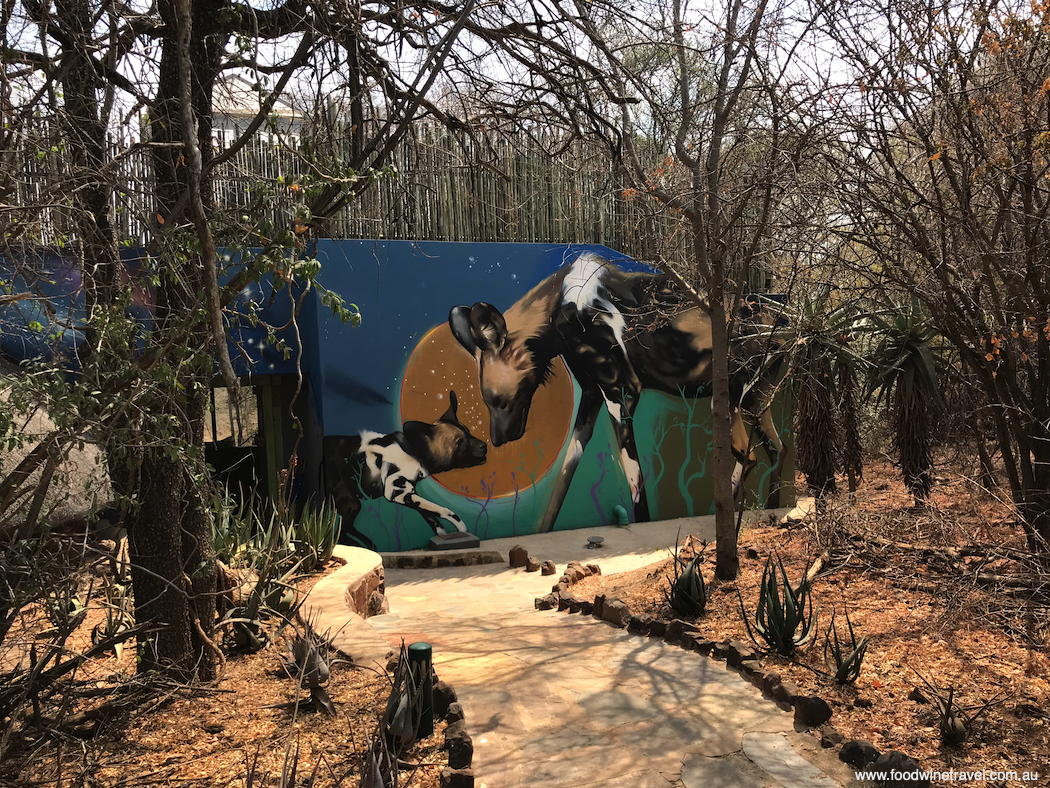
[634,389,795,521]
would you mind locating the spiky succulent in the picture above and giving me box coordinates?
[823,608,868,684]
[382,641,427,749]
[740,552,819,656]
[663,539,707,618]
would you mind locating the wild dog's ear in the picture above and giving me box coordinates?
[469,302,507,352]
[449,306,477,356]
[402,421,433,454]
[439,390,459,424]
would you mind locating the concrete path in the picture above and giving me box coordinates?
[311,510,861,788]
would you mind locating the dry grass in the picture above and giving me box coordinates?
[0,565,448,788]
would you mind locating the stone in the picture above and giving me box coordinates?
[681,754,764,788]
[839,739,880,768]
[602,599,631,628]
[726,640,757,668]
[567,597,584,614]
[647,619,668,638]
[429,532,481,550]
[908,687,929,704]
[772,679,799,706]
[433,681,458,718]
[534,594,558,610]
[565,563,588,583]
[692,638,716,655]
[526,557,541,572]
[794,695,833,727]
[627,615,652,634]
[820,728,845,749]
[445,702,465,723]
[440,768,475,788]
[367,590,388,617]
[711,640,731,660]
[580,600,593,615]
[541,560,556,576]
[761,671,782,696]
[853,696,873,709]
[593,594,606,618]
[742,732,839,788]
[663,619,699,645]
[679,633,702,652]
[557,593,572,611]
[870,750,929,787]
[586,563,601,575]
[509,545,529,568]
[444,721,473,769]
[738,660,763,678]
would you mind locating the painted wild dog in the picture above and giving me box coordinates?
[323,390,488,549]
[449,252,784,532]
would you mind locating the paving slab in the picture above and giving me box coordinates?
[681,753,768,788]
[743,733,841,788]
[314,505,850,788]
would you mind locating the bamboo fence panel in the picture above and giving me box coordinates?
[4,114,692,263]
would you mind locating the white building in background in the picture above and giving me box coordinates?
[212,73,303,148]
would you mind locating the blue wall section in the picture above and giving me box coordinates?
[308,240,641,435]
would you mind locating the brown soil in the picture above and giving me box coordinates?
[572,460,1050,786]
[0,563,447,788]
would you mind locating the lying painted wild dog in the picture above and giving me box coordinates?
[449,252,783,532]
[323,390,488,549]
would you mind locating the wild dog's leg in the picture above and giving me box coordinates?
[538,388,604,533]
[602,386,650,523]
[730,407,758,509]
[757,403,784,508]
[385,479,468,535]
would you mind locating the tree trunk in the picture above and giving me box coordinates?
[124,0,223,680]
[707,274,739,581]
[128,440,195,677]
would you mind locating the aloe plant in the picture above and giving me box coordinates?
[91,576,134,658]
[663,539,707,618]
[293,498,341,572]
[43,578,86,634]
[822,608,868,684]
[283,617,346,715]
[210,491,255,566]
[382,641,426,748]
[740,552,818,656]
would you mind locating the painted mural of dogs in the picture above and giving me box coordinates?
[449,252,784,532]
[323,390,488,549]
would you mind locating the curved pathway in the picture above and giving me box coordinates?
[312,514,859,788]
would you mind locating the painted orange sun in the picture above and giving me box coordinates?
[399,324,575,498]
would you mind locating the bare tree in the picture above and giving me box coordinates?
[459,0,829,578]
[819,0,1050,552]
[1,0,485,678]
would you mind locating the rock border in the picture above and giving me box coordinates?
[380,659,475,788]
[535,566,928,786]
[434,678,476,788]
[382,550,504,569]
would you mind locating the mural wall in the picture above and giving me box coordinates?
[310,241,794,552]
[0,242,793,552]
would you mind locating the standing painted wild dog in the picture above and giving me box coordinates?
[449,252,784,532]
[323,390,488,549]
